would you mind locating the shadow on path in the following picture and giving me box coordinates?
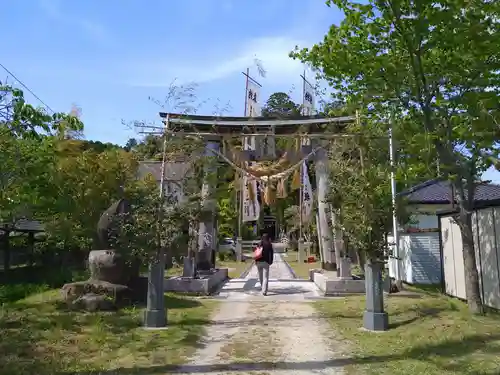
[53,333,500,375]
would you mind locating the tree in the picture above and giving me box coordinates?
[260,92,302,234]
[291,0,500,313]
[55,104,84,140]
[262,92,301,118]
[327,123,406,270]
[1,84,82,138]
[319,99,352,117]
[217,196,237,239]
[109,176,194,264]
[124,138,138,151]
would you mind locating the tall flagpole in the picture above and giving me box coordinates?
[241,68,262,238]
[300,68,311,254]
[299,153,303,262]
[298,69,307,261]
[389,121,401,283]
[237,69,250,254]
[244,68,249,117]
[301,70,317,257]
[235,69,250,261]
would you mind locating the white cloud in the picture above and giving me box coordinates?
[38,0,114,45]
[126,36,310,88]
[482,166,500,183]
[122,0,333,89]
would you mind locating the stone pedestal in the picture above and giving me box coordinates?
[304,241,312,256]
[144,308,167,329]
[339,258,352,280]
[164,268,228,295]
[88,249,137,285]
[363,261,388,331]
[62,250,145,312]
[321,261,337,271]
[182,257,196,278]
[298,239,305,263]
[236,237,243,262]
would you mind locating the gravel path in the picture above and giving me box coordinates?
[171,254,347,374]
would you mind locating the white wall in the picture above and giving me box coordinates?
[440,215,467,299]
[406,204,450,230]
[440,207,500,309]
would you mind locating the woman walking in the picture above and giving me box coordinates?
[255,233,274,296]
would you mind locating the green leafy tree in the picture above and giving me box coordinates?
[217,196,237,239]
[328,123,404,269]
[109,176,190,264]
[261,92,302,233]
[291,0,500,313]
[28,140,140,258]
[261,92,301,118]
[1,84,82,138]
[124,137,138,151]
[110,154,209,270]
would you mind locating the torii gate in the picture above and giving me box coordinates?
[159,112,356,272]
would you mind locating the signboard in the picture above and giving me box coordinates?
[302,78,315,116]
[245,79,261,117]
[301,161,313,222]
[242,136,260,222]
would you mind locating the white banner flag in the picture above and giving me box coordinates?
[241,72,262,223]
[302,79,315,116]
[246,80,261,117]
[247,77,273,159]
[301,161,313,222]
[242,136,260,222]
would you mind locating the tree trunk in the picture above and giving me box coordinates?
[457,211,484,314]
[356,249,366,275]
[2,233,10,272]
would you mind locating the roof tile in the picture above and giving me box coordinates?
[400,179,500,204]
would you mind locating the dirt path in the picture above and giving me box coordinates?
[171,254,347,374]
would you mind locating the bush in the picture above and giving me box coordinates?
[218,252,226,262]
[0,265,88,304]
[0,283,50,304]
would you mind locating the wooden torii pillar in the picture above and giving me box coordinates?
[313,145,337,270]
[197,137,220,271]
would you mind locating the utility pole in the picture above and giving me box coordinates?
[389,122,401,284]
[138,116,169,329]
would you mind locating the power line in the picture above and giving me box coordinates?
[0,62,55,114]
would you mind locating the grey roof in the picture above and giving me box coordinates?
[0,219,44,235]
[138,161,192,182]
[400,178,500,205]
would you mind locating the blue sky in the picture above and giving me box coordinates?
[4,0,500,182]
[4,0,338,143]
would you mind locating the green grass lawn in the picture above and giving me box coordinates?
[218,259,252,278]
[0,289,218,375]
[284,257,321,279]
[315,293,500,375]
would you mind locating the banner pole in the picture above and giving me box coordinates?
[238,69,250,246]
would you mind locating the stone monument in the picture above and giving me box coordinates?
[61,199,147,311]
[363,260,389,331]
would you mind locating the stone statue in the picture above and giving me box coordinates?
[61,198,146,311]
[96,198,132,250]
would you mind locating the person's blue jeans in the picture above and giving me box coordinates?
[256,261,270,295]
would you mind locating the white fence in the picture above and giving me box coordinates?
[439,206,500,310]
